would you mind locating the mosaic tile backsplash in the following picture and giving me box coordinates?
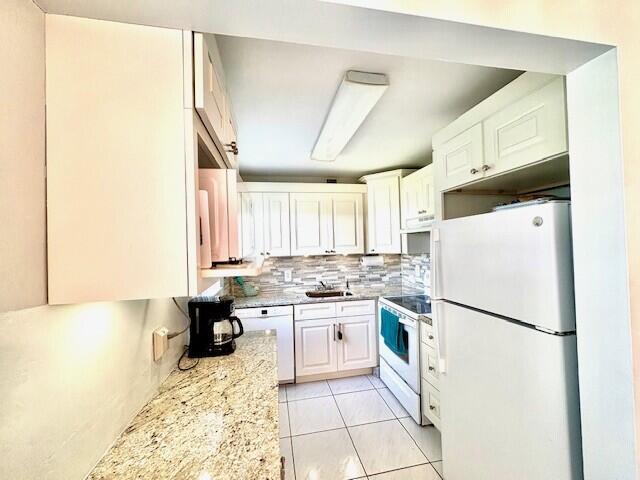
[228,254,430,296]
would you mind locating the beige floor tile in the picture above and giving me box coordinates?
[286,380,332,401]
[377,388,410,419]
[367,374,386,389]
[279,385,287,403]
[328,375,374,395]
[349,420,427,475]
[280,437,295,479]
[280,403,290,438]
[334,389,395,426]
[288,396,345,436]
[368,463,439,479]
[399,417,442,462]
[432,461,443,478]
[292,428,365,480]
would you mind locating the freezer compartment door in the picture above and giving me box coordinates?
[438,201,575,332]
[440,302,582,480]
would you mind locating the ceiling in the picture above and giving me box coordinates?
[217,35,522,177]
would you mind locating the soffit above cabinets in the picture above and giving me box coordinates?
[216,35,522,178]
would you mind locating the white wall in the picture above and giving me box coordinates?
[0,0,47,312]
[567,50,637,479]
[0,299,189,479]
[0,2,193,479]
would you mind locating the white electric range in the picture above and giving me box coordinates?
[378,294,431,424]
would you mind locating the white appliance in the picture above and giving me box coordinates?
[235,305,295,383]
[378,295,430,424]
[433,201,582,480]
[198,169,240,264]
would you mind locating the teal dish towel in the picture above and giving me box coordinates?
[381,308,407,356]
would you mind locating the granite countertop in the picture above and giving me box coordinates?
[233,286,420,309]
[88,331,280,480]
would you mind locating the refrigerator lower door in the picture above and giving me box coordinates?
[440,302,583,480]
[437,201,575,332]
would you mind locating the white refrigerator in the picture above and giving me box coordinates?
[433,201,583,480]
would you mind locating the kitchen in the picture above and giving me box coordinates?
[1,1,637,480]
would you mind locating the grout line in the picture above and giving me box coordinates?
[396,416,434,463]
[285,399,297,479]
[368,462,431,478]
[331,390,369,478]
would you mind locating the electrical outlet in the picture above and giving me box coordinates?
[284,269,293,282]
[153,327,169,361]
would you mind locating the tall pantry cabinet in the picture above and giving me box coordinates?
[46,15,222,304]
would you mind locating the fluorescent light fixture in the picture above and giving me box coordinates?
[311,70,389,162]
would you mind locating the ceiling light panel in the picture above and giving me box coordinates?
[311,70,389,162]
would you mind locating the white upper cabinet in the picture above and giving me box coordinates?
[240,192,262,258]
[483,77,567,176]
[362,173,406,254]
[331,194,365,255]
[433,124,484,191]
[46,15,195,304]
[289,192,364,256]
[433,73,568,192]
[401,165,435,229]
[194,33,237,168]
[290,193,332,256]
[262,193,291,257]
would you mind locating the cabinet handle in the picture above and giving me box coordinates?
[481,165,491,172]
[470,168,479,174]
[429,405,437,411]
[428,335,434,340]
[428,366,435,371]
[330,250,336,253]
[337,323,343,341]
[224,141,238,155]
[266,252,270,256]
[333,324,336,342]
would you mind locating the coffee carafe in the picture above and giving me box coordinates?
[188,296,244,357]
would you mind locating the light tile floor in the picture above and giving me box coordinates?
[279,375,444,479]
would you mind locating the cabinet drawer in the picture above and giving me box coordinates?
[420,318,437,349]
[422,379,441,430]
[336,299,376,317]
[421,343,439,387]
[235,305,293,319]
[294,302,336,320]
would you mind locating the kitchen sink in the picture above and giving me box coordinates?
[305,290,353,298]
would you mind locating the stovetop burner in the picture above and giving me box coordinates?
[384,294,432,315]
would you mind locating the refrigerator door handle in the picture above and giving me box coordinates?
[433,299,446,374]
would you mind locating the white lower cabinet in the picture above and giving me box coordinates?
[336,315,378,370]
[295,318,338,376]
[295,300,377,379]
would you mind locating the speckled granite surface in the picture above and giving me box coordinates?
[88,332,280,480]
[232,286,414,309]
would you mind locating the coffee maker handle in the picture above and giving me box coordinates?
[231,316,244,338]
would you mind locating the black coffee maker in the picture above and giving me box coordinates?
[188,296,244,357]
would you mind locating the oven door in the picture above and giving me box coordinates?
[378,304,420,393]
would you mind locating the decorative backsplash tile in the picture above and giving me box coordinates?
[226,253,431,297]
[401,253,431,293]
[229,255,403,296]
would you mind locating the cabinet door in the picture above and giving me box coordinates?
[46,16,190,303]
[332,193,365,254]
[290,193,332,255]
[263,193,291,257]
[417,166,435,217]
[337,315,378,371]
[366,177,401,254]
[295,318,338,376]
[193,33,226,144]
[484,77,567,176]
[240,192,263,258]
[401,175,420,229]
[434,123,484,191]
